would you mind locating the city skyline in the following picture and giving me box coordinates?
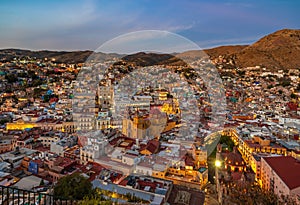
[0,1,300,204]
[0,0,299,51]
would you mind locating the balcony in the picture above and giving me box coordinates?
[0,185,75,205]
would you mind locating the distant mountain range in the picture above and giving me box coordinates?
[0,49,120,64]
[0,29,299,70]
[232,29,300,69]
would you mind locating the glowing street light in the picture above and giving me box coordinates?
[215,160,221,168]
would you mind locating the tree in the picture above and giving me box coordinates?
[33,88,44,98]
[5,74,18,83]
[226,182,297,205]
[40,179,44,186]
[237,70,246,76]
[290,93,297,99]
[280,78,291,87]
[220,135,234,151]
[32,79,43,87]
[297,83,300,91]
[54,173,93,200]
[0,119,9,125]
[78,196,113,205]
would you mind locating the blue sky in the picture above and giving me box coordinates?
[0,0,299,51]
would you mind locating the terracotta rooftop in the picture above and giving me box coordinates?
[34,145,50,152]
[184,155,194,166]
[222,151,244,166]
[141,139,160,154]
[75,162,104,181]
[263,156,300,190]
[244,140,261,148]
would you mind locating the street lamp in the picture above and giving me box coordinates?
[215,160,221,168]
[215,160,222,204]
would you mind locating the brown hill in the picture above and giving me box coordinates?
[234,29,300,69]
[1,29,299,69]
[119,52,187,66]
[0,49,122,64]
[124,29,300,70]
[175,50,208,61]
[204,45,247,59]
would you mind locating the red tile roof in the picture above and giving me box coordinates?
[119,179,128,186]
[58,157,75,168]
[287,102,298,111]
[142,139,160,154]
[74,162,104,181]
[244,140,261,148]
[184,155,194,166]
[222,151,244,166]
[231,172,243,181]
[263,156,300,190]
[136,179,163,191]
[34,145,50,152]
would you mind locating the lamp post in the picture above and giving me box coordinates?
[215,160,221,189]
[215,160,221,168]
[215,159,222,204]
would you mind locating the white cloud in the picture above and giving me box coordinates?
[198,36,259,48]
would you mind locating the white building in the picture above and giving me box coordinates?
[80,134,108,164]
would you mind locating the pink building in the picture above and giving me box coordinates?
[261,156,300,200]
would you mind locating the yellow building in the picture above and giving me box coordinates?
[97,80,114,108]
[122,115,150,139]
[240,138,286,163]
[248,153,271,186]
[161,103,177,115]
[166,167,208,187]
[6,119,75,133]
[291,150,300,160]
[163,121,176,133]
[192,143,208,168]
[122,109,171,139]
[61,122,76,133]
[152,169,167,178]
[223,128,287,163]
[96,117,110,130]
[159,90,168,101]
[6,120,37,130]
